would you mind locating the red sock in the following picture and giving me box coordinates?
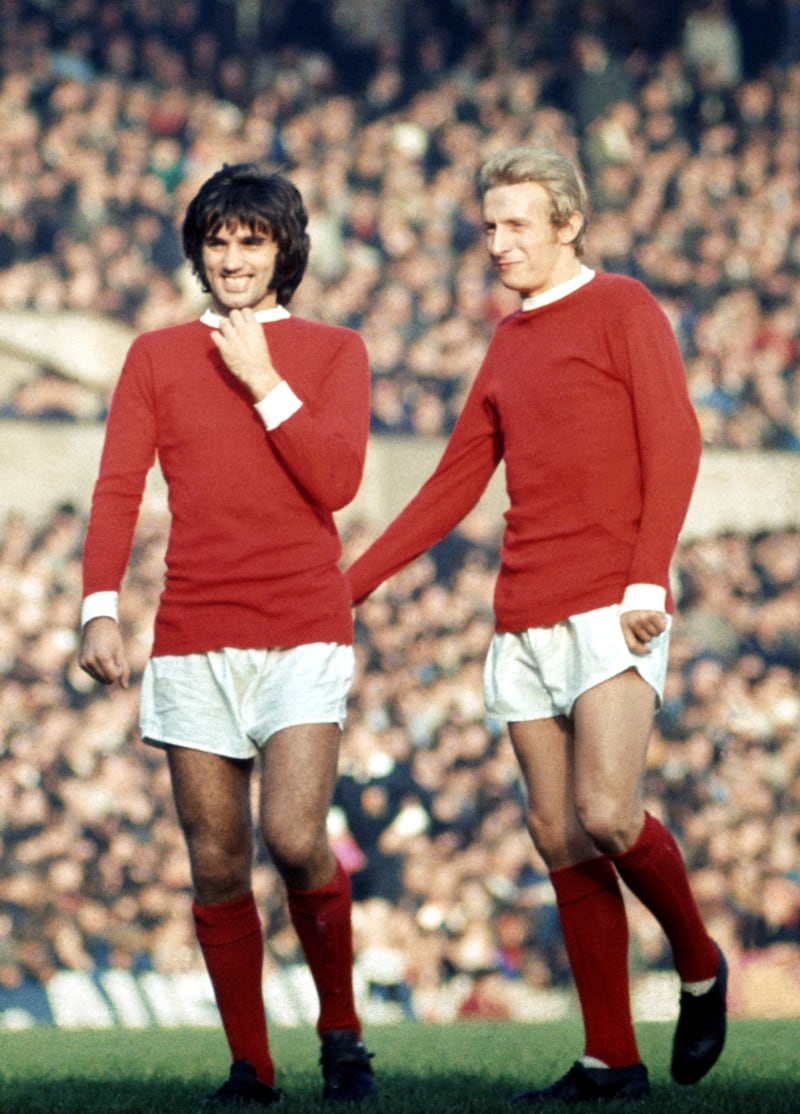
[193,892,275,1085]
[551,856,640,1068]
[287,858,361,1037]
[611,812,718,983]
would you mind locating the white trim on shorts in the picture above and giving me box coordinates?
[483,604,671,723]
[139,643,355,759]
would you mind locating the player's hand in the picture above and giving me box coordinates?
[78,617,131,688]
[210,307,281,402]
[620,609,667,656]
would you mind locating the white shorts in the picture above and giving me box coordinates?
[484,604,671,723]
[139,643,355,759]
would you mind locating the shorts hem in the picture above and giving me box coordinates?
[567,662,664,716]
[485,653,666,723]
[141,712,347,759]
[141,733,257,760]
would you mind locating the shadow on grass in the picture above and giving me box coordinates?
[0,1078,203,1114]
[3,1072,798,1114]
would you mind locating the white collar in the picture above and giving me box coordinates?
[200,306,291,328]
[520,266,595,312]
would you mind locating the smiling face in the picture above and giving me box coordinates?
[201,220,280,316]
[481,181,583,300]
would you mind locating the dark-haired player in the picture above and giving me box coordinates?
[79,163,376,1107]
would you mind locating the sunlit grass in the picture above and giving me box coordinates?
[1,1019,798,1112]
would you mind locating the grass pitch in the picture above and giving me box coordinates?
[1,1019,798,1112]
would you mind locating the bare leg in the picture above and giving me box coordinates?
[508,714,594,870]
[259,723,363,1039]
[167,747,254,903]
[167,747,273,1084]
[572,669,655,855]
[258,722,341,890]
[509,712,639,1069]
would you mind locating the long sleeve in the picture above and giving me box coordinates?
[347,368,503,604]
[268,329,370,512]
[353,272,701,634]
[82,335,157,597]
[612,293,702,593]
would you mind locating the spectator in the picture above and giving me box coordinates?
[1,498,799,1019]
[0,1,797,446]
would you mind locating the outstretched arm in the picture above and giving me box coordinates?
[347,370,503,604]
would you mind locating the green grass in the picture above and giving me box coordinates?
[1,1020,798,1112]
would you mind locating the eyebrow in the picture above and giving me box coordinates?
[203,227,271,243]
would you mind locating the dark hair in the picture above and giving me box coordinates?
[182,163,310,305]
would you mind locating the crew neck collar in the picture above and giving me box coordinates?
[200,306,291,328]
[520,266,595,312]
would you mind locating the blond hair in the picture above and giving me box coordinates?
[478,146,589,256]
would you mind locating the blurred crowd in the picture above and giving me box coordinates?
[1,501,798,1020]
[1,0,799,1023]
[0,0,799,446]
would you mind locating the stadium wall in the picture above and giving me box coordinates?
[2,419,799,539]
[4,952,799,1031]
[2,310,799,536]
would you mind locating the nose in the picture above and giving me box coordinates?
[488,226,510,257]
[220,241,244,271]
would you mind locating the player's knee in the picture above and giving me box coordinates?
[524,809,570,868]
[576,795,636,855]
[261,821,321,879]
[189,841,250,903]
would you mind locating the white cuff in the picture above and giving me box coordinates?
[81,591,119,627]
[620,583,666,614]
[254,380,303,431]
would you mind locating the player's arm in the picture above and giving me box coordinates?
[212,309,369,511]
[346,368,502,604]
[618,289,702,591]
[80,338,155,687]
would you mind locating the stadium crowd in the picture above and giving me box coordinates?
[1,501,799,1020]
[0,0,799,446]
[1,0,799,1022]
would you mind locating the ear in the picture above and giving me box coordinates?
[557,210,584,247]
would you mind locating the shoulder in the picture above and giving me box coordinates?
[588,272,661,310]
[283,316,364,344]
[276,316,368,359]
[127,319,209,358]
[490,308,528,339]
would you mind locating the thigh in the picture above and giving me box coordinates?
[167,746,254,901]
[508,717,596,870]
[572,668,656,845]
[258,722,341,888]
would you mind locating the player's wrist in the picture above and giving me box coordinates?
[81,591,119,627]
[249,369,281,402]
[619,583,666,614]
